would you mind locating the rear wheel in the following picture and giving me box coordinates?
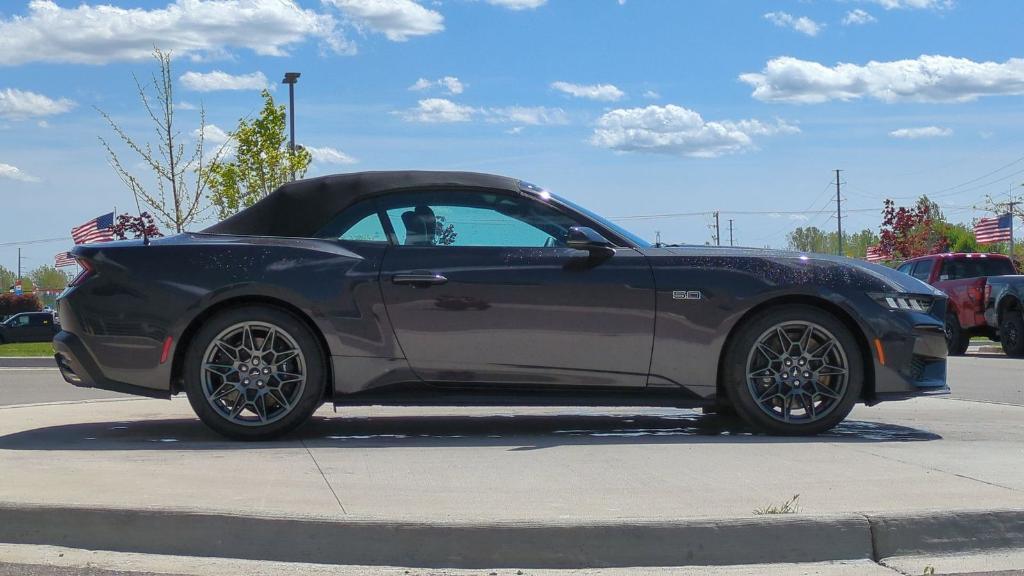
[723,305,863,435]
[944,313,970,356]
[183,306,326,440]
[1000,312,1024,357]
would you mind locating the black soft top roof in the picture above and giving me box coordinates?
[203,170,520,237]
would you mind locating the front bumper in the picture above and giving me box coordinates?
[53,331,170,399]
[869,316,949,404]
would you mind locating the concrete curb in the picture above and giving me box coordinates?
[0,503,1021,568]
[0,357,55,368]
[967,345,1005,355]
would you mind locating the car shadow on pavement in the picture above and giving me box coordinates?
[0,411,941,451]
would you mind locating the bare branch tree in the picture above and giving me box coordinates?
[97,48,228,233]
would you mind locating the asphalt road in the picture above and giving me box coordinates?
[1,354,1021,407]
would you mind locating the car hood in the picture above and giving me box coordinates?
[644,245,942,296]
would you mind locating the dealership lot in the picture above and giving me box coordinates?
[0,354,1022,572]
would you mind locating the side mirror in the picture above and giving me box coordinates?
[566,226,615,253]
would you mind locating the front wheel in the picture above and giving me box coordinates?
[1000,312,1024,357]
[945,313,970,356]
[183,306,326,440]
[722,305,863,436]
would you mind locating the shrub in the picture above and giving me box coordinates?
[0,293,42,317]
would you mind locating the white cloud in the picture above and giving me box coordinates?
[889,126,953,139]
[590,104,799,158]
[305,146,358,164]
[550,81,625,102]
[740,55,1024,103]
[0,162,39,182]
[506,126,524,135]
[398,99,566,125]
[0,88,75,120]
[177,101,199,111]
[193,124,230,144]
[764,12,823,36]
[398,98,476,122]
[323,0,443,41]
[487,106,568,125]
[842,9,876,25]
[408,76,464,95]
[0,0,349,66]
[866,0,952,9]
[180,71,269,92]
[484,0,548,10]
[643,90,661,99]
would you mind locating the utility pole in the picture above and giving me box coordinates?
[655,230,662,246]
[729,219,734,247]
[835,169,843,256]
[17,248,22,281]
[714,211,721,246]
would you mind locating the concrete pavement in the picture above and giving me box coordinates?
[0,395,1022,567]
[1,356,1023,569]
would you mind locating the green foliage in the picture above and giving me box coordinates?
[0,266,15,292]
[0,342,54,357]
[206,90,313,219]
[29,265,71,291]
[786,227,878,258]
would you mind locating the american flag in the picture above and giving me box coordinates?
[865,245,886,262]
[974,214,1013,244]
[71,212,115,244]
[55,252,76,267]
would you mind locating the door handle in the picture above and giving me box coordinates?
[392,272,448,287]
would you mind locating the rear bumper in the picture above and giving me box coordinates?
[53,331,170,399]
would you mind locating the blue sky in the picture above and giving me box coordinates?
[3,0,1024,273]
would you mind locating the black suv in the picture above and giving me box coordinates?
[0,312,59,344]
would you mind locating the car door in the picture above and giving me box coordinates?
[28,313,55,342]
[4,314,30,343]
[376,189,656,388]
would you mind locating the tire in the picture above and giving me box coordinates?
[945,313,970,356]
[722,305,863,436]
[183,305,326,440]
[1000,312,1024,358]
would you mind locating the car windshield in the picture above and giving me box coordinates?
[549,193,653,248]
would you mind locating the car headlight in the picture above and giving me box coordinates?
[870,293,934,312]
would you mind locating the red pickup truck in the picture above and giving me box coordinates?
[897,253,1018,355]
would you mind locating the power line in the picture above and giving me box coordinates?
[0,237,72,248]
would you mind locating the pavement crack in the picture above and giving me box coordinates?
[301,439,348,515]
[835,443,1021,494]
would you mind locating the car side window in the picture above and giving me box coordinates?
[12,315,29,327]
[379,190,582,248]
[911,260,932,282]
[897,263,913,275]
[316,200,388,243]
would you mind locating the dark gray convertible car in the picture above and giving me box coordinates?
[55,171,949,439]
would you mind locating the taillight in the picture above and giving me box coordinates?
[68,258,95,287]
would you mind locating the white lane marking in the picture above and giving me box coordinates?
[0,367,59,371]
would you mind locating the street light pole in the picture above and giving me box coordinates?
[281,72,301,181]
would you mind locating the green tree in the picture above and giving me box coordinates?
[787,226,832,253]
[205,90,312,219]
[0,266,15,292]
[29,265,71,291]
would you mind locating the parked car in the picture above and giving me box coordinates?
[897,253,1017,355]
[0,311,60,344]
[55,171,948,440]
[984,274,1024,357]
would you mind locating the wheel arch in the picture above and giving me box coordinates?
[997,294,1022,324]
[170,295,333,398]
[715,295,876,404]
